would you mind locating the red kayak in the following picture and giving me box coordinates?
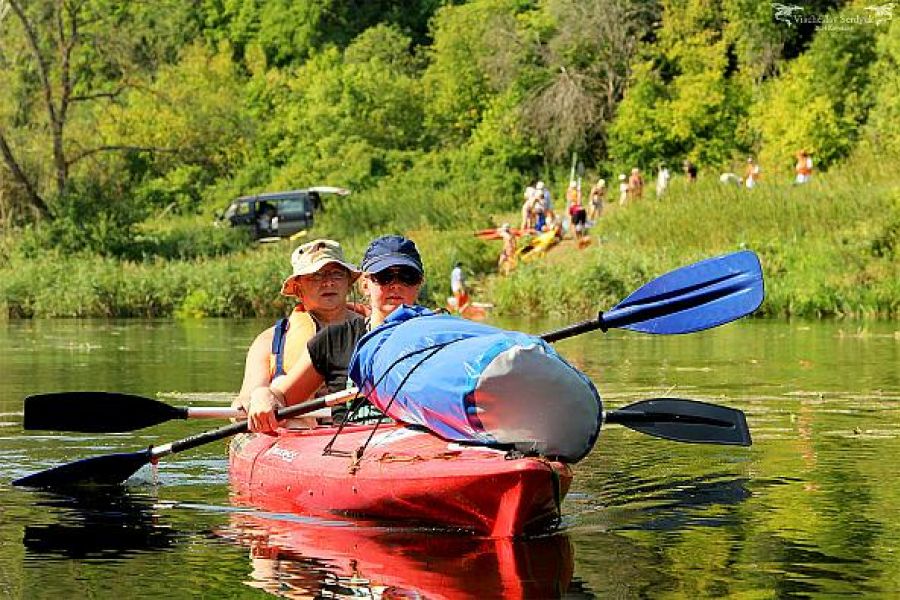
[223,512,574,599]
[229,423,573,537]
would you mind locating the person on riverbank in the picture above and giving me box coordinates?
[720,172,741,186]
[568,193,589,248]
[588,178,605,222]
[795,150,813,184]
[450,261,469,313]
[656,165,670,198]
[498,223,517,275]
[618,174,628,205]
[628,168,644,201]
[538,181,554,224]
[745,157,761,189]
[683,160,697,182]
[234,240,362,423]
[521,184,537,231]
[256,202,277,237]
[531,183,547,232]
[244,235,426,433]
[565,180,579,205]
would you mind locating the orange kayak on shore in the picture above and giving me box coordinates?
[474,227,528,240]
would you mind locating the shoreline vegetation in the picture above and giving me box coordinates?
[2,155,897,320]
[1,2,898,320]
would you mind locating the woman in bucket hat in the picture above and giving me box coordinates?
[234,239,362,419]
[245,234,427,433]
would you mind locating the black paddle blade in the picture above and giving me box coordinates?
[12,449,152,488]
[23,392,186,433]
[605,398,752,446]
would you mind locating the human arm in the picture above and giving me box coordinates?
[246,344,325,433]
[232,327,274,413]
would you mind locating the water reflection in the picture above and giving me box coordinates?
[22,489,176,559]
[221,513,578,599]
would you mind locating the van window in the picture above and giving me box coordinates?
[278,197,310,218]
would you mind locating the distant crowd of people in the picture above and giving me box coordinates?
[498,149,816,276]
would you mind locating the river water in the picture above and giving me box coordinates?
[0,317,898,598]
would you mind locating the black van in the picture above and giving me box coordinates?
[219,187,349,239]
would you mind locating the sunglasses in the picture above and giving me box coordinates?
[370,268,422,286]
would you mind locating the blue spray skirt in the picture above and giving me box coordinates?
[349,307,602,462]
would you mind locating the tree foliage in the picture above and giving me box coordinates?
[748,3,880,171]
[422,0,517,146]
[519,0,657,162]
[0,0,201,223]
[198,0,442,66]
[607,0,750,171]
[863,18,900,157]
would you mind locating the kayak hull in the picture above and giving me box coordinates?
[229,424,573,537]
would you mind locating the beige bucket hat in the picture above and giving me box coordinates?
[280,239,361,296]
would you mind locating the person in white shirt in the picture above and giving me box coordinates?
[618,174,629,205]
[450,262,469,312]
[656,165,671,198]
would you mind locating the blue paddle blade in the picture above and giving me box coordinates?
[603,251,764,334]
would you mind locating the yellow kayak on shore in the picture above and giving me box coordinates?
[517,228,560,262]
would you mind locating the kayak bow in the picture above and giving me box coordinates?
[229,423,572,538]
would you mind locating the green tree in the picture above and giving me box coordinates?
[99,42,254,212]
[0,0,200,222]
[748,3,879,171]
[864,19,900,157]
[241,25,426,194]
[607,0,750,171]
[199,0,443,66]
[519,0,659,162]
[422,0,519,147]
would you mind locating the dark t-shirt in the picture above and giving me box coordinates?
[306,314,367,394]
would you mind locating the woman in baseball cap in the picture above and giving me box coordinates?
[358,234,425,326]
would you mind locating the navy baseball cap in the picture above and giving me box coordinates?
[360,235,424,274]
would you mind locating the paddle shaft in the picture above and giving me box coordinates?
[127,304,699,435]
[186,406,330,420]
[14,250,762,487]
[150,388,357,461]
[540,313,605,343]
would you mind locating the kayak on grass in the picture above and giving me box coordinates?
[223,511,575,599]
[517,227,561,262]
[229,422,573,537]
